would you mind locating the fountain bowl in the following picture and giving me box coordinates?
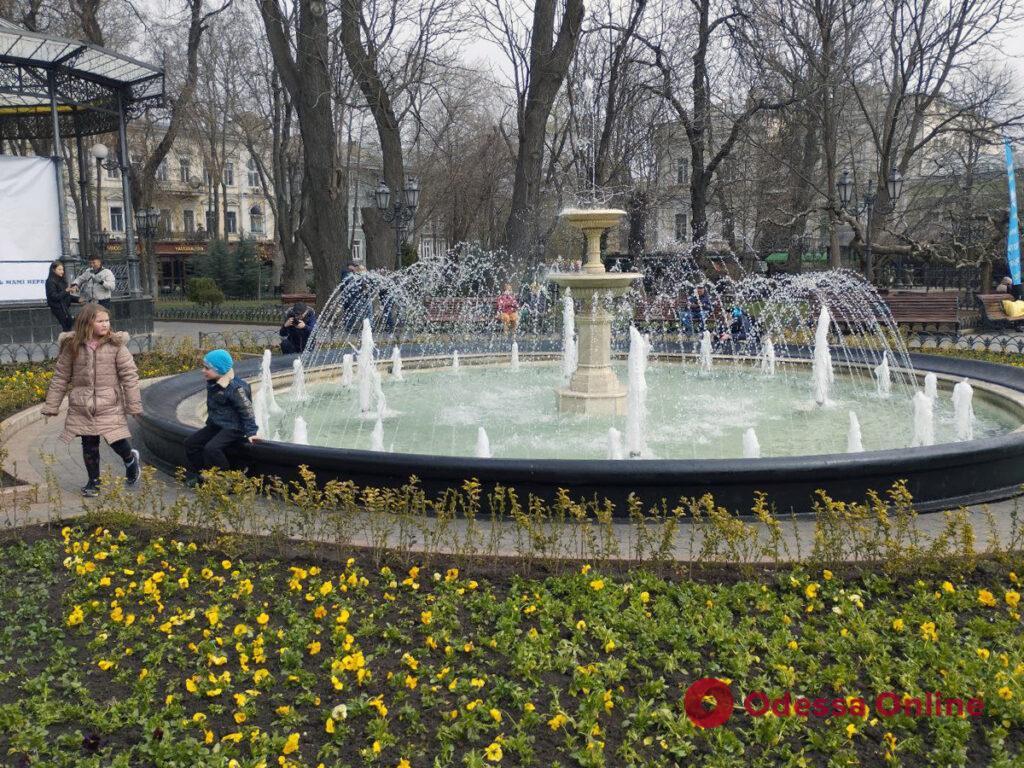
[137,349,1024,516]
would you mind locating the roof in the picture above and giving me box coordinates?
[0,19,163,139]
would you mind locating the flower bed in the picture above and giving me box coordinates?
[0,523,1021,767]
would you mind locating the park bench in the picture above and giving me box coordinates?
[881,291,961,333]
[423,296,496,328]
[975,293,1024,330]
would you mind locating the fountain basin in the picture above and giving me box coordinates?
[137,350,1024,515]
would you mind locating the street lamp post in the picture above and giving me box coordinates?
[837,167,903,284]
[135,208,160,292]
[89,143,119,260]
[373,177,420,270]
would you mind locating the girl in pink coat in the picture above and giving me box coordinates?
[41,303,143,496]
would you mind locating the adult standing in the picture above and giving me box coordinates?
[72,255,116,308]
[45,261,79,332]
[40,303,143,497]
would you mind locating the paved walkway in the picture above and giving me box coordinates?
[3,387,1023,561]
[153,321,279,341]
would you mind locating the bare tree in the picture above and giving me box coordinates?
[257,0,349,304]
[479,0,584,263]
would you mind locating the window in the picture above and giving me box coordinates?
[178,156,191,183]
[159,208,171,236]
[155,161,168,182]
[351,240,362,262]
[223,162,234,187]
[183,209,195,234]
[203,166,211,186]
[225,210,237,235]
[106,163,120,180]
[674,212,688,242]
[676,157,688,185]
[247,157,260,187]
[249,205,264,235]
[110,206,124,232]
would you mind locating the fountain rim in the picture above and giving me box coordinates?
[146,350,1024,478]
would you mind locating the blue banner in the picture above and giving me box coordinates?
[1006,138,1022,285]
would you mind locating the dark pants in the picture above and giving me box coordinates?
[98,299,112,309]
[81,435,133,482]
[50,306,73,331]
[185,424,244,473]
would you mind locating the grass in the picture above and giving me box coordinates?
[0,522,1021,767]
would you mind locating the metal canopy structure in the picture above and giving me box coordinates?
[0,18,163,140]
[0,19,164,297]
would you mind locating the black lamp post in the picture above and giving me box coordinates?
[89,142,120,260]
[92,229,110,259]
[135,207,159,265]
[837,167,903,283]
[373,177,420,270]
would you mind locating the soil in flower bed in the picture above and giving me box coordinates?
[0,522,1022,767]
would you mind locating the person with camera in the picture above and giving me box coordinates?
[279,301,316,355]
[71,255,116,308]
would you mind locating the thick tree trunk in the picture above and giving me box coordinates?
[505,0,585,262]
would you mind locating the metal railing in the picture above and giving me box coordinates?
[197,329,281,351]
[876,264,982,294]
[155,304,283,324]
[906,332,1024,355]
[0,334,154,364]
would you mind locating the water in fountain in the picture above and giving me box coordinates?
[341,353,354,387]
[924,372,938,400]
[370,418,384,451]
[452,351,460,371]
[291,358,308,402]
[607,427,625,460]
[261,350,283,414]
[743,427,761,458]
[562,290,577,382]
[625,326,649,458]
[953,380,975,441]
[292,415,308,445]
[269,248,1016,460]
[391,347,403,381]
[699,331,713,374]
[760,337,776,376]
[874,351,891,398]
[511,342,520,370]
[847,411,864,453]
[475,427,492,458]
[811,306,834,406]
[911,391,935,447]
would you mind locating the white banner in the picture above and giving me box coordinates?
[0,155,62,302]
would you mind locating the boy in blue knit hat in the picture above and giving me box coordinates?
[184,349,259,484]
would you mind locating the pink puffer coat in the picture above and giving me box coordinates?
[41,331,143,444]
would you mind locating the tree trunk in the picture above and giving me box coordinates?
[505,0,585,262]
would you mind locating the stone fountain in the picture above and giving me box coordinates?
[549,208,640,415]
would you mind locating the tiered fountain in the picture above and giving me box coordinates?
[549,208,639,415]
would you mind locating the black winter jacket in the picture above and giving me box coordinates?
[205,376,259,436]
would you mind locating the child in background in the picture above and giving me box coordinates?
[495,283,520,334]
[184,349,259,483]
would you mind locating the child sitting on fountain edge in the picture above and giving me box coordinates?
[184,349,260,486]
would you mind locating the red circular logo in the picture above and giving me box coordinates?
[684,678,734,728]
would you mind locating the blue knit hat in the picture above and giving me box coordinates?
[203,349,233,375]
